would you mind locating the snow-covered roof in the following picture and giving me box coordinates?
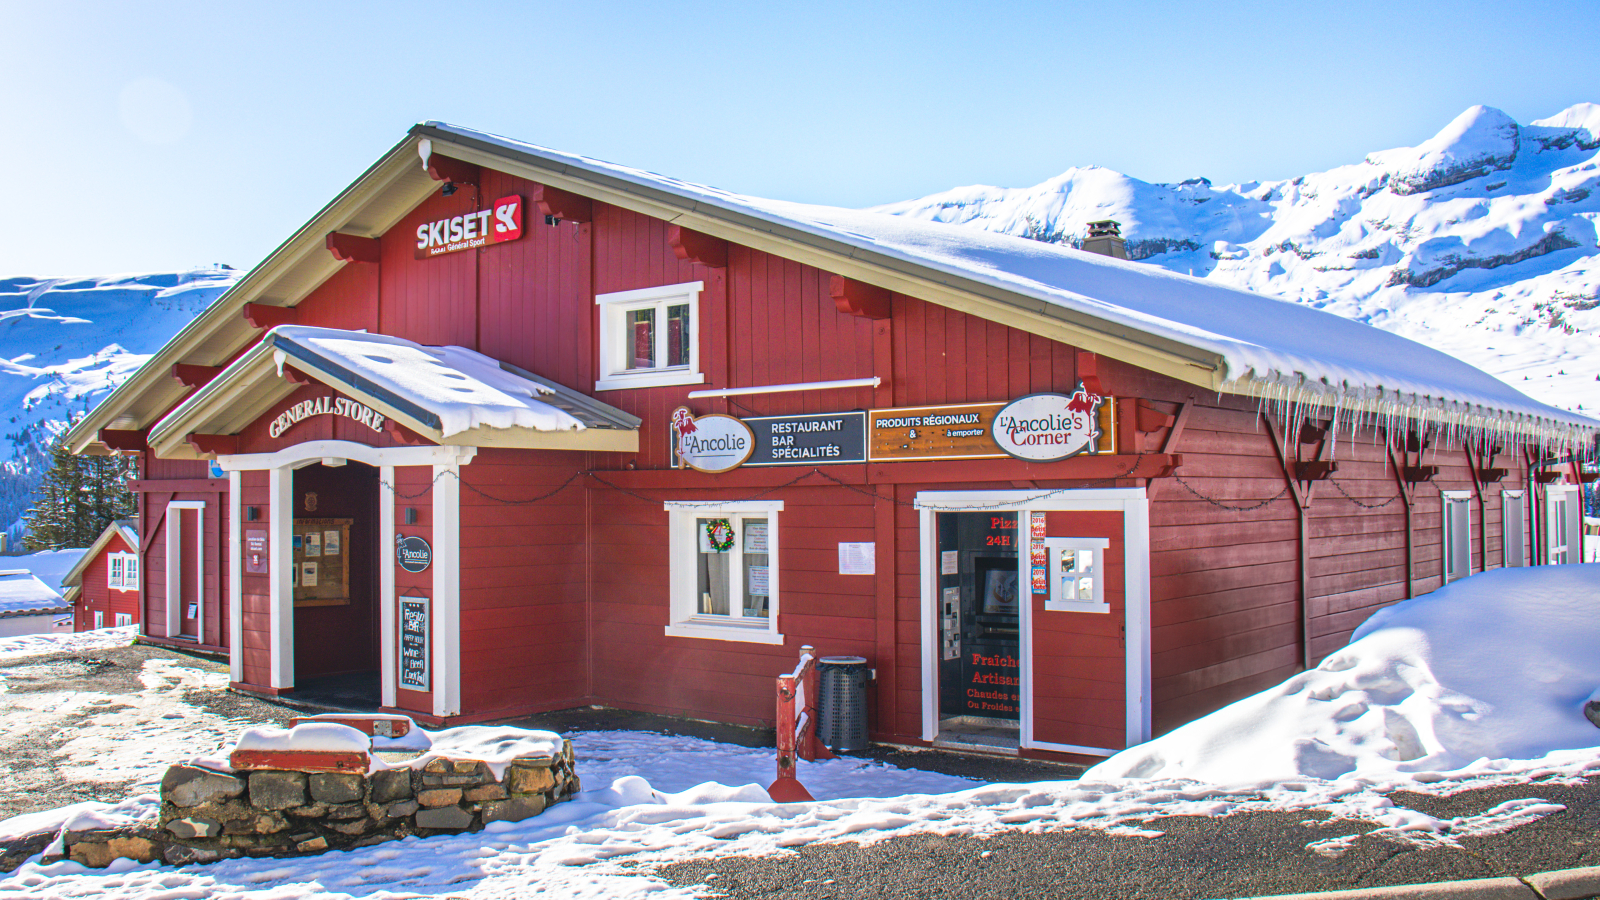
[423,122,1599,446]
[270,326,639,437]
[60,520,138,589]
[147,325,640,458]
[0,571,68,618]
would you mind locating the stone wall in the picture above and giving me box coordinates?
[56,740,580,868]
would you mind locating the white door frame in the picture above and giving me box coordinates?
[917,487,1151,757]
[216,440,475,708]
[165,500,207,640]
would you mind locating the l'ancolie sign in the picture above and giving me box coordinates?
[268,395,387,439]
[414,195,524,259]
[991,389,1106,462]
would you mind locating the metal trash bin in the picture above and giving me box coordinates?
[817,656,870,752]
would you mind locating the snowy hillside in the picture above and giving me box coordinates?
[0,270,238,547]
[875,104,1600,413]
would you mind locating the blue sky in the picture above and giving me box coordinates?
[4,0,1598,275]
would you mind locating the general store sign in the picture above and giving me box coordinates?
[992,388,1106,462]
[671,408,754,473]
[413,194,524,259]
[268,395,386,439]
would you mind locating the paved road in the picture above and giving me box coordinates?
[657,777,1600,899]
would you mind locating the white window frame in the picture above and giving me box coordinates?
[108,551,139,591]
[1502,490,1527,567]
[1442,491,1472,582]
[93,610,104,630]
[1042,537,1112,614]
[664,499,784,645]
[595,281,705,391]
[114,612,132,627]
[1548,485,1580,564]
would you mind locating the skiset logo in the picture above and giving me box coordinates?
[414,195,523,258]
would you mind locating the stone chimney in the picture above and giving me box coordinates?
[1082,220,1128,259]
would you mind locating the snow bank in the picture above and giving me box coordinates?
[232,723,370,755]
[0,624,136,660]
[1088,565,1600,784]
[413,725,565,779]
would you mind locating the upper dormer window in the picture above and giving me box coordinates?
[595,281,705,391]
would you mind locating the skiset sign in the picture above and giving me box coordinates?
[414,195,524,258]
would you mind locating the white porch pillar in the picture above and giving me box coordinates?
[379,464,397,708]
[229,471,243,683]
[268,465,294,689]
[432,458,462,718]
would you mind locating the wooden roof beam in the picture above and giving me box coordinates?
[98,428,149,452]
[830,276,891,320]
[325,232,381,264]
[242,303,299,329]
[668,225,728,268]
[172,364,222,389]
[425,154,478,186]
[185,433,238,456]
[531,184,592,223]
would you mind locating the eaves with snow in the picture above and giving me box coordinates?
[66,119,1600,456]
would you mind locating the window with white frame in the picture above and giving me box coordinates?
[1042,537,1111,613]
[108,551,139,591]
[93,610,104,630]
[595,281,705,391]
[1442,491,1472,582]
[1502,490,1527,567]
[664,500,783,644]
[114,613,132,627]
[1548,485,1581,564]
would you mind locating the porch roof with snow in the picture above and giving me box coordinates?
[66,122,1598,457]
[146,326,640,459]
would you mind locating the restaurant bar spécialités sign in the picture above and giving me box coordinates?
[413,195,525,259]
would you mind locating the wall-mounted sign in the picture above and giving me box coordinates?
[268,395,387,439]
[245,529,269,575]
[868,403,1006,461]
[414,195,524,259]
[396,534,433,573]
[399,595,429,691]
[743,412,867,466]
[992,388,1107,462]
[670,407,754,473]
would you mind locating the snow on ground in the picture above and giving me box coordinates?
[1088,565,1600,784]
[0,623,135,661]
[7,568,1600,897]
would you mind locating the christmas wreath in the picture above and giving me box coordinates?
[703,518,736,552]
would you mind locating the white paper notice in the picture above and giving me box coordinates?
[940,550,959,575]
[323,530,341,556]
[305,532,322,558]
[748,565,770,596]
[300,561,319,587]
[745,522,769,554]
[838,542,875,575]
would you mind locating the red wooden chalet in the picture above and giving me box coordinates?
[64,125,1599,759]
[62,519,141,632]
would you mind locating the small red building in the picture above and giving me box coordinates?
[66,125,1597,760]
[63,519,141,631]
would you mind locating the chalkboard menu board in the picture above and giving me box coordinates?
[399,595,429,691]
[292,518,352,607]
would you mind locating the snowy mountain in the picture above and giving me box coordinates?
[874,104,1600,414]
[0,270,238,548]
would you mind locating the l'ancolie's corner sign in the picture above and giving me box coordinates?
[414,195,524,259]
[671,391,1113,474]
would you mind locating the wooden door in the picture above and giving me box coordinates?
[1029,510,1125,752]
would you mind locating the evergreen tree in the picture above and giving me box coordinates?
[22,424,136,550]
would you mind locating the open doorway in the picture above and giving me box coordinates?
[290,461,381,708]
[934,511,1021,753]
